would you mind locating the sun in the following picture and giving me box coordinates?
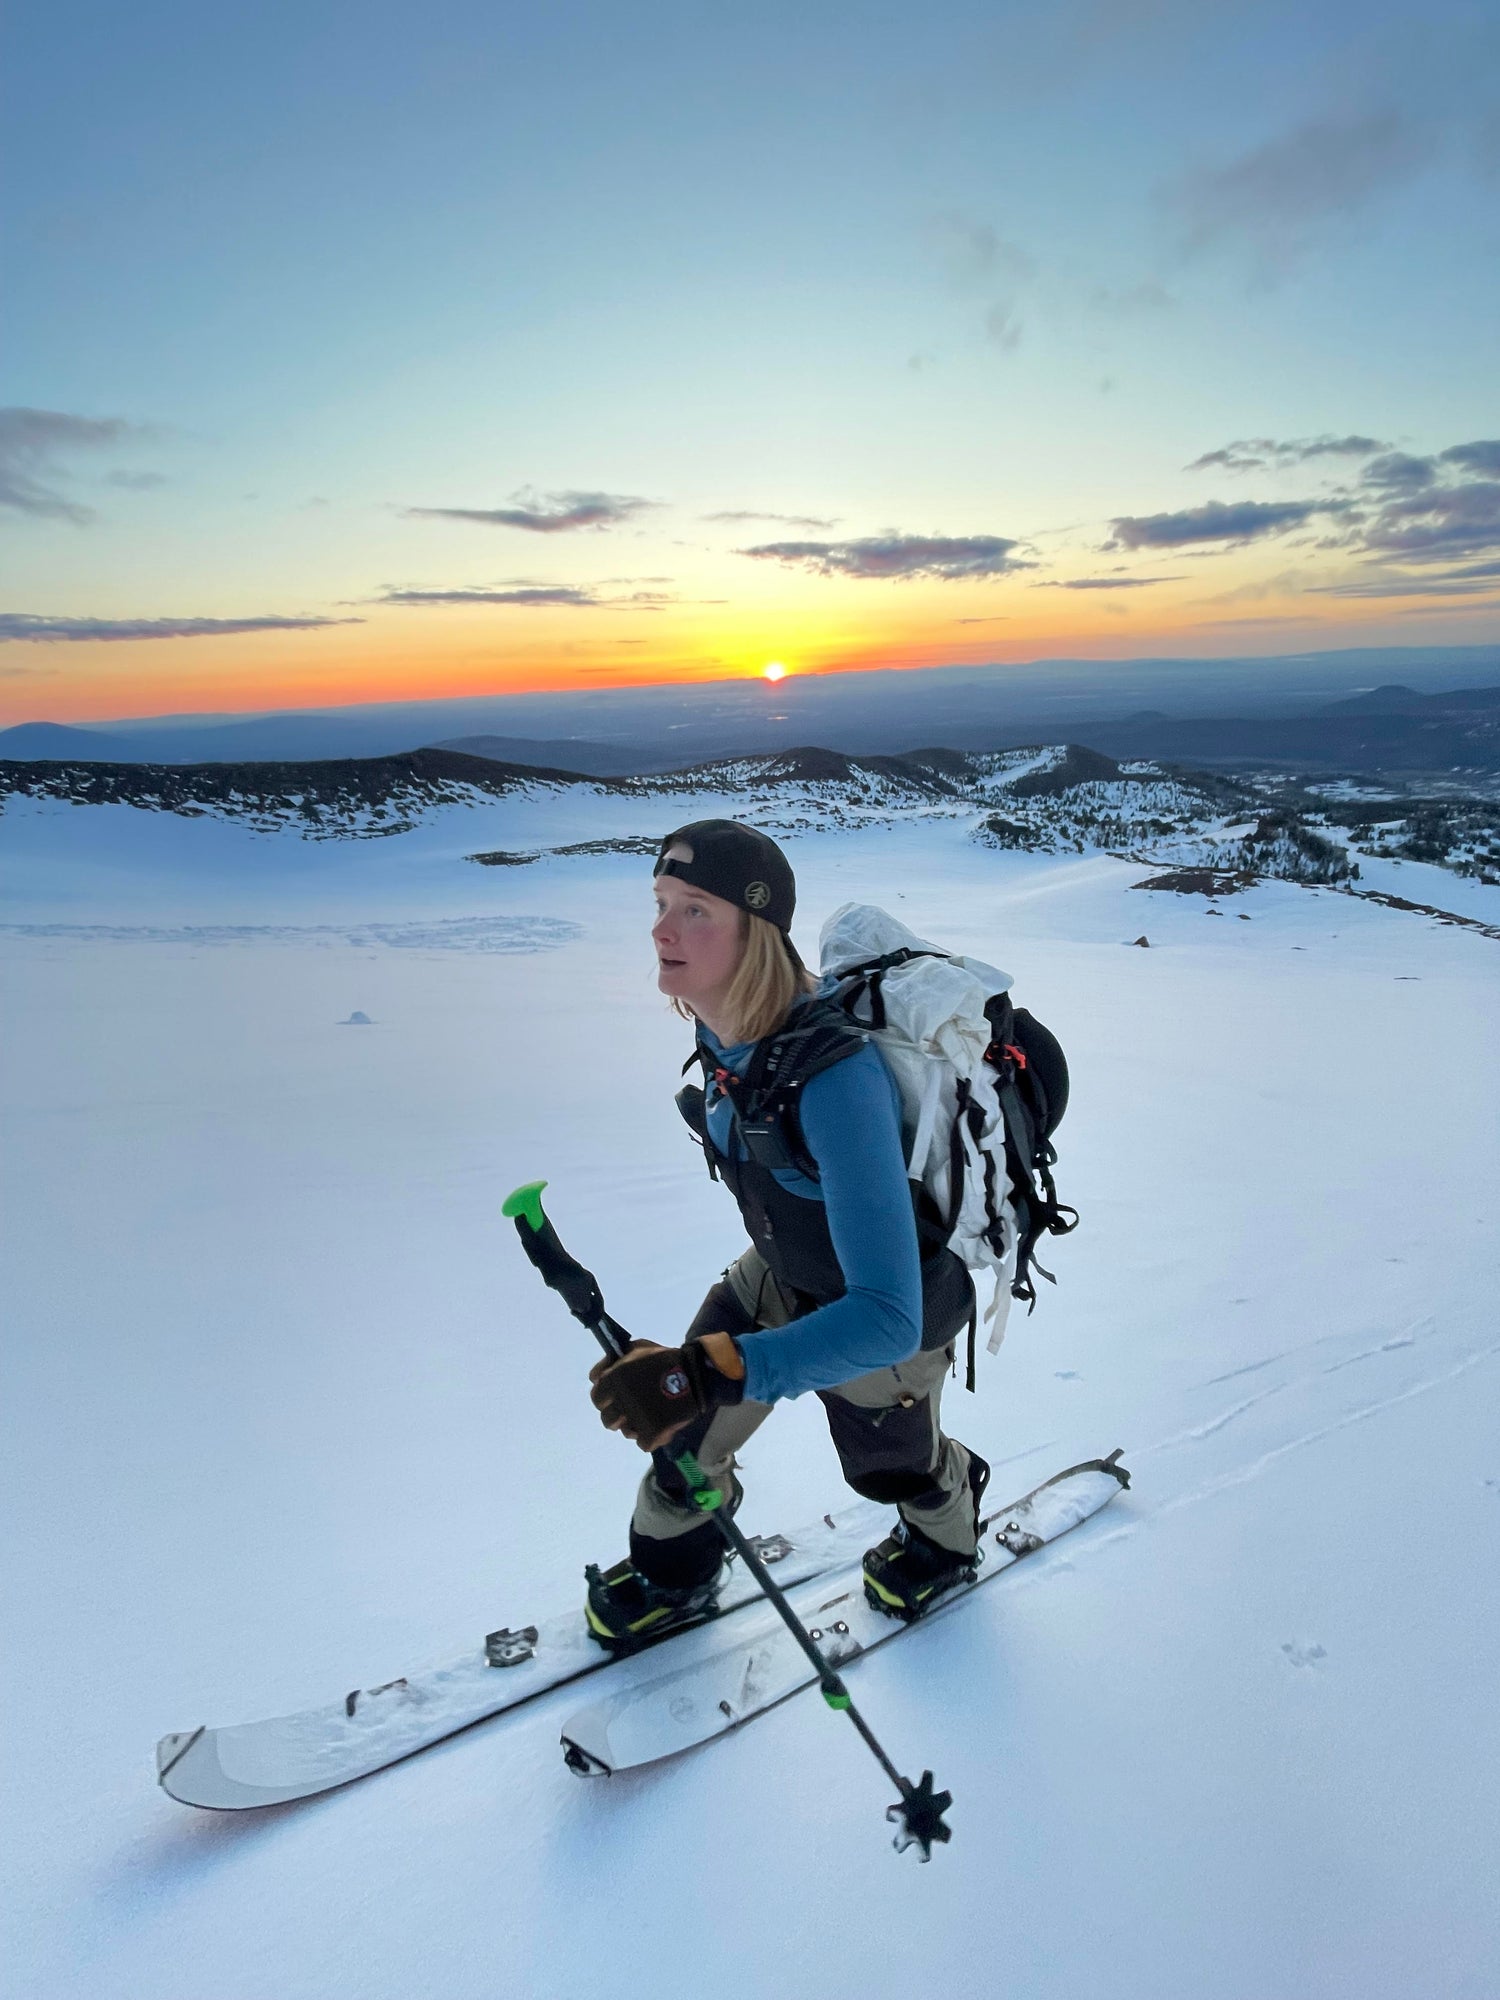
[762,662,787,682]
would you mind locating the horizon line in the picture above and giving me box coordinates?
[7,639,1499,735]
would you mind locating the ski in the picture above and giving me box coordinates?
[558,1452,1128,1776]
[155,1496,892,1810]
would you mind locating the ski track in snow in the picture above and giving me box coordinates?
[1161,1336,1500,1514]
[1200,1316,1426,1392]
[1144,1314,1443,1455]
[1094,1332,1500,1550]
[1150,1383,1290,1447]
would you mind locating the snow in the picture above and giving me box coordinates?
[3,790,1498,2000]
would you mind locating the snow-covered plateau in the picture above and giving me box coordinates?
[2,767,1498,2000]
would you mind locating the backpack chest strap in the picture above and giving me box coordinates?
[683,1004,868,1181]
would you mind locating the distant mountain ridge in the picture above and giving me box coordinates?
[7,680,1497,780]
[428,734,667,777]
[5,646,1497,771]
[1077,684,1500,774]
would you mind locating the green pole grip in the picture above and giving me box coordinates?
[502,1180,549,1232]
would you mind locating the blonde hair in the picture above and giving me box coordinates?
[670,910,819,1045]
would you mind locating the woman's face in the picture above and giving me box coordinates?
[652,847,745,1019]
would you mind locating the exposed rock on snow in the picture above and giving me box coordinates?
[1132,870,1255,896]
[469,835,661,865]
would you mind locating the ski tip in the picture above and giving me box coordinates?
[155,1727,205,1787]
[561,1736,612,1778]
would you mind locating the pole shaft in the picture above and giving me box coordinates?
[581,1295,904,1783]
[507,1186,939,1835]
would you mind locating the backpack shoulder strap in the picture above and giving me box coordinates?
[697,999,867,1182]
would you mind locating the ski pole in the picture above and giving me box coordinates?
[503,1177,953,1859]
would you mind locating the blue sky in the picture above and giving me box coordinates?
[4,0,1497,721]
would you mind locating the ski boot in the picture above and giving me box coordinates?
[582,1557,725,1653]
[862,1452,991,1622]
[584,1473,743,1654]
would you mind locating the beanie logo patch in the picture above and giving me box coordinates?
[744,880,771,910]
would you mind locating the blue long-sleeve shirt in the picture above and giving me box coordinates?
[697,987,923,1403]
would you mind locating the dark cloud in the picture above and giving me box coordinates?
[1360,477,1500,561]
[1034,574,1183,589]
[1163,111,1431,274]
[0,407,151,523]
[0,613,362,643]
[1108,500,1327,550]
[738,534,1030,581]
[1441,439,1500,477]
[1360,451,1437,493]
[1310,442,1500,586]
[405,490,656,533]
[375,583,673,609]
[1187,435,1388,473]
[703,509,837,530]
[381,586,599,607]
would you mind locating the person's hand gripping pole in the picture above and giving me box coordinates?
[502,1178,954,1858]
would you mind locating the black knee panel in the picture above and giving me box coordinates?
[819,1388,942,1506]
[629,1520,723,1591]
[842,1466,944,1505]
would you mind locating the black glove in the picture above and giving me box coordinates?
[589,1338,744,1450]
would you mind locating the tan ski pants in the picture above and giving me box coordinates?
[631,1246,978,1575]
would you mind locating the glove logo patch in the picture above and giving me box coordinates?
[662,1367,691,1399]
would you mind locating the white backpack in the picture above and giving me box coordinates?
[819,903,1066,1370]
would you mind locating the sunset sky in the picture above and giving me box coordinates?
[4,0,1497,727]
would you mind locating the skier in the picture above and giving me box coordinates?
[584,818,990,1647]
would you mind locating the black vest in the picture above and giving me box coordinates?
[676,1004,974,1354]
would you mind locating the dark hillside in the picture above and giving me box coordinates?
[1008,745,1124,797]
[0,747,623,834]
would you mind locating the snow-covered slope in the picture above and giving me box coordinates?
[2,793,1497,2000]
[7,741,1496,896]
